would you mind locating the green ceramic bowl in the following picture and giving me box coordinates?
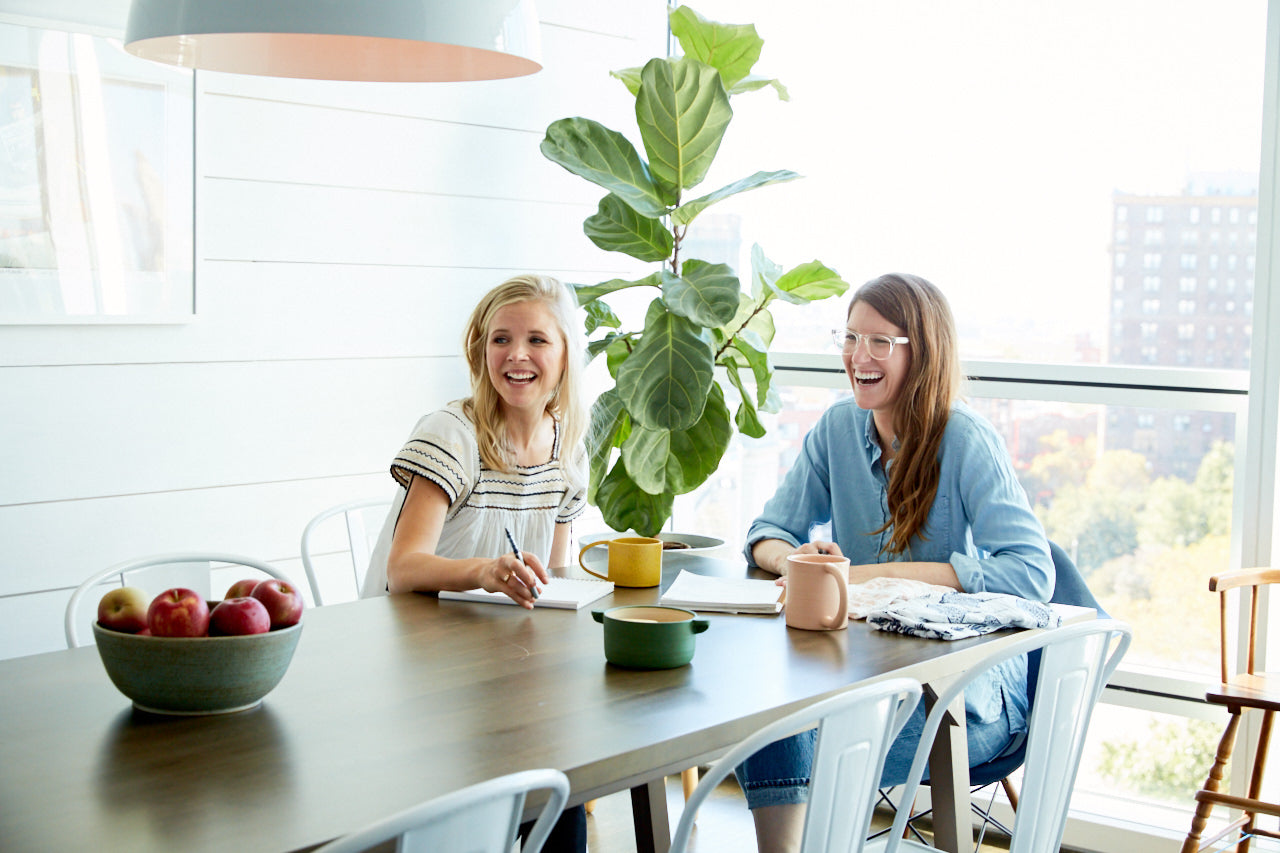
[592,605,710,669]
[92,619,302,715]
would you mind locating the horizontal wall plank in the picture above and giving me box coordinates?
[0,357,468,506]
[0,262,636,367]
[0,472,397,595]
[199,181,627,273]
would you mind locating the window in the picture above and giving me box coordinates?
[679,1,1265,845]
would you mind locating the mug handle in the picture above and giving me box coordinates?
[822,563,849,629]
[692,618,710,634]
[578,540,610,581]
[591,609,606,624]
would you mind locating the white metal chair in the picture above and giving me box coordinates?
[310,768,570,853]
[869,619,1132,853]
[65,552,296,647]
[670,677,923,853]
[300,499,391,605]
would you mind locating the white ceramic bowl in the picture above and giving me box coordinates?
[578,531,726,554]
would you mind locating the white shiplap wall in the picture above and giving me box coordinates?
[0,0,665,658]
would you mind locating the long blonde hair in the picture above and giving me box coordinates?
[460,275,587,487]
[851,273,961,556]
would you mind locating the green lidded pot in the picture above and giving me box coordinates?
[592,605,710,669]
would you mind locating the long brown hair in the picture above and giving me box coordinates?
[851,273,961,556]
[460,274,586,487]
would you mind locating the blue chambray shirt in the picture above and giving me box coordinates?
[745,397,1054,730]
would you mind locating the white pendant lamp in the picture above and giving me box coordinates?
[123,0,542,82]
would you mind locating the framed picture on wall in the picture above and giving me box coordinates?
[0,21,194,323]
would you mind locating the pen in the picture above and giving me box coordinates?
[505,527,539,599]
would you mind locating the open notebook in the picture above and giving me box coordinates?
[659,569,783,615]
[439,577,614,610]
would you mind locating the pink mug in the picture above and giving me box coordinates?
[784,553,850,631]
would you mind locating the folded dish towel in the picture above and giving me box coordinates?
[847,577,955,619]
[866,590,1061,640]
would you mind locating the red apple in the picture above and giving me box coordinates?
[97,587,150,633]
[224,578,261,600]
[250,579,304,629]
[147,588,210,637]
[209,597,271,636]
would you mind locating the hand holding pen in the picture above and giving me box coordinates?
[502,527,543,607]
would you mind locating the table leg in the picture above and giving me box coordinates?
[925,685,972,853]
[631,778,671,853]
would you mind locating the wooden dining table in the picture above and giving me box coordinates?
[0,551,1045,853]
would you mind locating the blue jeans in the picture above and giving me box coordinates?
[733,696,1018,809]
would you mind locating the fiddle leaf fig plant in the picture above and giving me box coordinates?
[541,5,849,537]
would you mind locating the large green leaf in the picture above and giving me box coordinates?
[636,56,732,196]
[616,299,715,431]
[729,75,789,100]
[769,261,850,305]
[719,288,777,351]
[541,118,674,216]
[583,301,620,334]
[672,169,801,227]
[610,66,643,97]
[749,243,783,301]
[572,272,663,307]
[596,461,674,538]
[724,366,767,439]
[586,390,629,503]
[621,383,732,495]
[662,262,741,327]
[668,6,762,93]
[586,330,627,362]
[720,330,773,407]
[583,194,673,262]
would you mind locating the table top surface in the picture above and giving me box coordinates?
[0,552,1031,853]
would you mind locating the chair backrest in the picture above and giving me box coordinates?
[1048,540,1107,616]
[310,768,570,853]
[670,677,922,853]
[1210,566,1280,681]
[65,552,295,648]
[300,499,391,606]
[882,620,1132,853]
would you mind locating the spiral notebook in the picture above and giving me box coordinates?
[439,577,614,610]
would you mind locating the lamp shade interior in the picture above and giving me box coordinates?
[124,0,542,82]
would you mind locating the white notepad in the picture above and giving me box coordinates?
[659,569,784,615]
[439,577,615,610]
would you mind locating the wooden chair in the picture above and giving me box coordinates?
[1183,567,1280,853]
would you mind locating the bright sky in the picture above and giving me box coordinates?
[673,0,1268,359]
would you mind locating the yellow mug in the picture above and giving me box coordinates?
[578,537,662,588]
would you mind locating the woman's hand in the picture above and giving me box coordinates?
[483,551,551,609]
[752,538,844,576]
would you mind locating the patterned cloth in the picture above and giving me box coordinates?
[867,590,1061,640]
[846,577,955,619]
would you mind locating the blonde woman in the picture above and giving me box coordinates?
[362,274,588,604]
[737,273,1053,852]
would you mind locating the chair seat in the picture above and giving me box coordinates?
[1207,672,1280,712]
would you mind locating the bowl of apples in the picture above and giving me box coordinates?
[92,579,305,715]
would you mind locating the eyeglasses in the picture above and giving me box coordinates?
[830,329,909,360]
